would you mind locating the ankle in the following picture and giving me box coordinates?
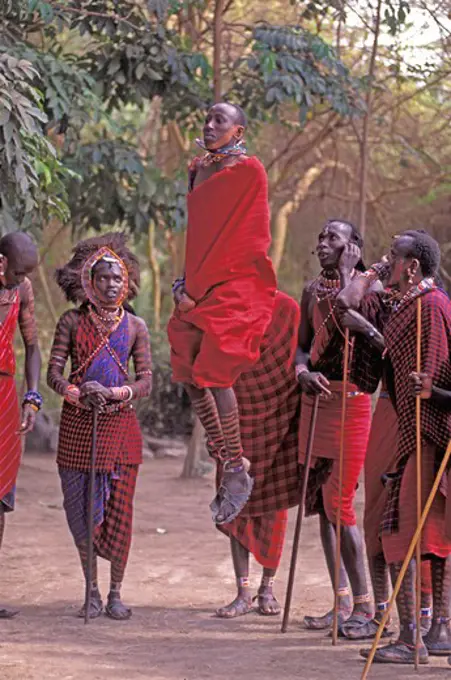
[399,622,419,646]
[109,582,122,597]
[259,576,275,593]
[237,576,251,598]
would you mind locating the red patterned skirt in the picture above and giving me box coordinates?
[0,375,21,501]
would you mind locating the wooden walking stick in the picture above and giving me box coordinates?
[84,407,99,625]
[361,437,451,680]
[332,327,350,646]
[281,394,320,633]
[414,296,422,669]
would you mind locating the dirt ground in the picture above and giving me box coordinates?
[1,454,450,680]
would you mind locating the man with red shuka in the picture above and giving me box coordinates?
[337,230,451,664]
[215,291,301,618]
[0,232,42,619]
[168,102,276,526]
[295,219,375,635]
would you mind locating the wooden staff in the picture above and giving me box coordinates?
[361,438,451,679]
[415,296,422,669]
[332,327,350,646]
[84,407,99,625]
[281,394,320,633]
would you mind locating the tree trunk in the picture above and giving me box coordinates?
[213,0,225,102]
[181,416,208,478]
[270,161,352,273]
[358,0,382,237]
[148,220,161,333]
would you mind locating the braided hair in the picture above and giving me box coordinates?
[55,232,140,304]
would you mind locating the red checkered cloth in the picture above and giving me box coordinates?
[380,288,451,534]
[216,292,301,568]
[218,510,288,570]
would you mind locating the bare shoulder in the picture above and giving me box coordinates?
[19,277,34,305]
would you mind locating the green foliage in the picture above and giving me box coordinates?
[384,1,410,36]
[233,24,364,125]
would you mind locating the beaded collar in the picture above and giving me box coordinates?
[390,277,435,313]
[313,269,356,302]
[195,138,247,166]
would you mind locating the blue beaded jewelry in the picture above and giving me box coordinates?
[22,390,43,411]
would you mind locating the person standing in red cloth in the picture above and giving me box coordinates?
[167,103,276,526]
[295,219,375,634]
[337,230,451,664]
[0,232,42,619]
[47,233,152,621]
[215,291,301,617]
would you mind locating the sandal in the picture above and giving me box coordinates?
[254,592,281,616]
[304,608,351,631]
[104,593,132,621]
[424,626,451,656]
[216,596,253,619]
[210,467,254,525]
[360,640,429,665]
[0,606,18,619]
[341,614,393,640]
[77,591,103,619]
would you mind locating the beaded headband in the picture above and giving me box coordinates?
[81,246,129,307]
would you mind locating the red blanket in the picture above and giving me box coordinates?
[168,157,276,389]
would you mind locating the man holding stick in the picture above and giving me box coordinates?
[48,233,152,620]
[337,230,451,664]
[295,219,375,633]
[0,232,42,618]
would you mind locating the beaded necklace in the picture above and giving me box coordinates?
[195,138,247,166]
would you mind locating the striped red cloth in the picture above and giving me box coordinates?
[217,291,301,568]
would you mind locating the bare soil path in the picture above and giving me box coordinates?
[1,454,448,680]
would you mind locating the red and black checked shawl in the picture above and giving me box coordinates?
[57,311,142,472]
[228,291,302,516]
[381,288,451,533]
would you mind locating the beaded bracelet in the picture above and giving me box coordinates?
[172,277,185,295]
[65,384,81,405]
[22,390,43,411]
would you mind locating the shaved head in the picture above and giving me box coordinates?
[0,232,38,288]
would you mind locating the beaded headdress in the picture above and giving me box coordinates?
[80,246,129,308]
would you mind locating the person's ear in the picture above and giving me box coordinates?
[234,125,244,141]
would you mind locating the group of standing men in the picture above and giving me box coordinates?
[0,101,451,669]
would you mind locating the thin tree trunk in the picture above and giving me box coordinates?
[148,220,161,333]
[37,262,58,325]
[181,416,208,478]
[270,161,352,273]
[358,0,382,237]
[213,0,225,102]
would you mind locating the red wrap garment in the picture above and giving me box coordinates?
[298,293,372,526]
[0,293,22,500]
[168,156,276,388]
[217,292,301,569]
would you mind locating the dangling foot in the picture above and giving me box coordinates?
[216,595,253,619]
[0,605,19,619]
[359,639,429,664]
[105,591,132,621]
[255,587,281,616]
[424,618,451,656]
[210,458,253,525]
[77,589,103,619]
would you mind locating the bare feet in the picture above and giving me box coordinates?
[216,595,252,618]
[105,591,132,621]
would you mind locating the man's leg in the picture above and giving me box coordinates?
[185,384,253,525]
[0,505,18,619]
[304,511,352,629]
[421,559,433,635]
[423,555,451,655]
[105,558,132,621]
[216,537,252,618]
[360,559,428,664]
[257,568,281,615]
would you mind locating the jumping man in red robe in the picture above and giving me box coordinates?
[0,232,42,618]
[168,103,276,525]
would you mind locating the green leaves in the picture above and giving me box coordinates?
[384,1,411,36]
[234,24,364,125]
